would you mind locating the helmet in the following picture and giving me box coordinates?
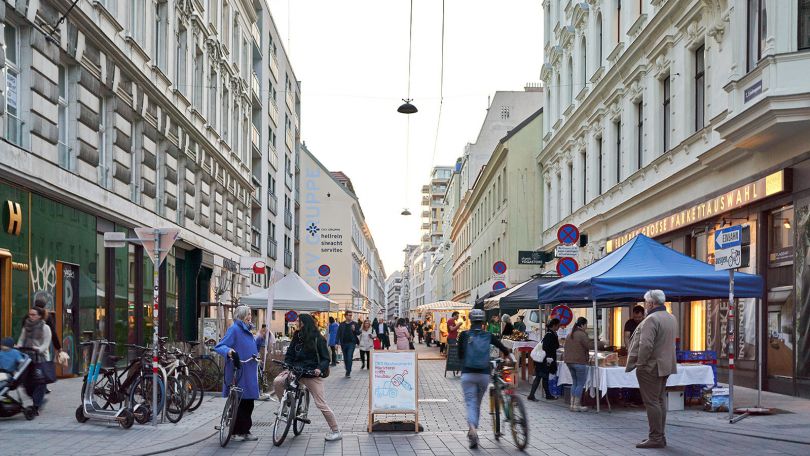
[469,309,485,322]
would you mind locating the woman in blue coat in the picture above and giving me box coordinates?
[214,305,260,441]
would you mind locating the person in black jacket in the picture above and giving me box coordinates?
[371,313,390,350]
[527,318,561,401]
[336,311,360,378]
[273,313,342,442]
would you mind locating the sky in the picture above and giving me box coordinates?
[269,0,543,276]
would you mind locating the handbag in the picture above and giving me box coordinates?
[530,343,546,363]
[316,343,330,378]
[31,360,57,384]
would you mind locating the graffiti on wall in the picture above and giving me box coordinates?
[30,255,57,309]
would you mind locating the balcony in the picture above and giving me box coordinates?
[252,184,262,208]
[421,185,430,194]
[251,226,261,252]
[269,53,279,81]
[421,210,430,218]
[268,143,278,171]
[285,128,294,153]
[251,72,260,104]
[294,149,300,173]
[430,200,443,208]
[267,238,278,260]
[251,124,260,155]
[284,249,292,269]
[284,210,293,229]
[285,171,293,190]
[251,23,261,53]
[421,222,430,230]
[267,191,278,215]
[268,100,279,126]
[285,89,294,113]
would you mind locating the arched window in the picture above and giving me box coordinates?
[580,37,587,86]
[567,57,574,106]
[556,73,562,120]
[596,13,603,65]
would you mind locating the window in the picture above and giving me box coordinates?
[616,0,622,43]
[232,111,239,151]
[597,137,603,195]
[130,0,145,43]
[176,25,187,95]
[580,38,587,86]
[662,76,671,153]
[58,65,72,170]
[232,21,240,65]
[567,162,573,214]
[4,23,22,145]
[614,120,621,184]
[98,96,112,188]
[208,0,218,27]
[801,0,810,49]
[580,151,587,206]
[500,106,510,119]
[636,99,643,170]
[596,13,604,65]
[695,45,705,132]
[769,206,794,265]
[268,125,276,147]
[193,47,203,108]
[154,0,168,70]
[221,87,229,140]
[567,57,573,106]
[208,69,217,126]
[223,2,230,48]
[747,0,766,72]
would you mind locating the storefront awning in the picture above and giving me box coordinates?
[538,234,765,306]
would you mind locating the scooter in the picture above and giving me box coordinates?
[74,340,135,429]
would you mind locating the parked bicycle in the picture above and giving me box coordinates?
[187,340,222,392]
[219,354,259,447]
[489,358,528,450]
[271,360,314,446]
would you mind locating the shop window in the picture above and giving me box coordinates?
[769,206,794,265]
[4,23,22,146]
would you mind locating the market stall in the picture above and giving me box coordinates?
[537,234,764,412]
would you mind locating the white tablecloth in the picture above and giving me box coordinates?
[502,340,538,352]
[556,362,715,397]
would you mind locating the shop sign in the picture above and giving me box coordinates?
[714,225,743,271]
[607,170,788,253]
[239,257,267,275]
[518,251,544,265]
[4,200,22,235]
[222,258,239,273]
[744,80,763,103]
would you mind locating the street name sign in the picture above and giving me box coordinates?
[555,245,580,258]
[715,225,743,271]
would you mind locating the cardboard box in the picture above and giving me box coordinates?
[667,391,684,411]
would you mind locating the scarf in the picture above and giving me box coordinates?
[23,318,45,350]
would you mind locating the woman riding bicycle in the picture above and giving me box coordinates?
[458,309,513,449]
[214,305,260,441]
[273,313,342,442]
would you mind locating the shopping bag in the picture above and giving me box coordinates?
[373,338,382,350]
[31,361,57,384]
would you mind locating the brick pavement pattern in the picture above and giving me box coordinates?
[2,344,810,455]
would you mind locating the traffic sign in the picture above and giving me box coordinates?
[285,311,298,322]
[318,282,331,294]
[550,305,574,327]
[555,245,580,258]
[557,224,580,245]
[134,227,180,265]
[492,281,506,291]
[493,261,507,275]
[715,225,745,271]
[318,264,331,276]
[556,257,579,277]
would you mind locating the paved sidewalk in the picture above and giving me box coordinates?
[2,343,810,455]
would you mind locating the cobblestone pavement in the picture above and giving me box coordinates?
[3,345,810,455]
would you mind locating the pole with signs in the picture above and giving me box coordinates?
[727,268,735,423]
[151,230,160,427]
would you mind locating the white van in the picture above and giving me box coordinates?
[514,308,543,334]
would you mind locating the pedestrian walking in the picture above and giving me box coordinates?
[564,317,590,412]
[214,305,260,441]
[336,311,360,378]
[358,320,374,369]
[18,306,53,414]
[458,309,513,449]
[327,317,339,366]
[528,318,560,401]
[273,313,342,442]
[394,318,413,350]
[416,320,424,344]
[438,317,448,354]
[371,313,391,350]
[447,312,461,345]
[626,290,677,449]
[423,317,434,347]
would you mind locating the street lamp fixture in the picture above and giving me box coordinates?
[401,208,412,216]
[397,99,418,114]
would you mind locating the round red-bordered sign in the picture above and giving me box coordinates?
[492,281,506,291]
[556,257,579,277]
[318,264,331,276]
[557,224,580,246]
[317,282,331,294]
[285,311,298,322]
[493,261,507,275]
[550,305,574,327]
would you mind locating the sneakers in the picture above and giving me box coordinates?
[325,430,343,441]
[241,433,258,441]
[467,429,479,449]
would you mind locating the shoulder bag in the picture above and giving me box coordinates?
[530,342,546,363]
[316,339,330,378]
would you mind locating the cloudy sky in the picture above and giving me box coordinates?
[269,0,543,275]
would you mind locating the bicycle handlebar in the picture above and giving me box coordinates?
[272,359,318,377]
[79,340,116,346]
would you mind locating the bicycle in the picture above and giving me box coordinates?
[271,360,314,447]
[219,354,258,447]
[489,358,528,451]
[187,340,223,392]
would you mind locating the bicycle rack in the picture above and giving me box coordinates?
[79,340,133,426]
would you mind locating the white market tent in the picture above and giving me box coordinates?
[416,301,473,312]
[239,272,337,312]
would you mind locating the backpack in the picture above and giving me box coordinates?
[463,329,492,370]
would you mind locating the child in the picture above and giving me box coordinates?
[0,337,26,380]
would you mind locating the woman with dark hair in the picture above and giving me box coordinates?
[273,313,342,441]
[564,316,591,412]
[19,306,52,414]
[394,318,412,350]
[528,318,561,401]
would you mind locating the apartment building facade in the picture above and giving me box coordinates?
[384,271,403,320]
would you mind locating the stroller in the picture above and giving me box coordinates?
[0,350,36,420]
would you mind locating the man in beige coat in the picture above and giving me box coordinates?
[626,289,677,449]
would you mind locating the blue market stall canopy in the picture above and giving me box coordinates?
[484,275,560,311]
[537,234,765,305]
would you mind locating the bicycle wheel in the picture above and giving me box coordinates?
[508,393,529,450]
[293,390,310,436]
[193,356,222,392]
[129,374,165,424]
[491,388,501,440]
[164,376,186,423]
[184,372,204,412]
[272,392,295,446]
[219,390,240,447]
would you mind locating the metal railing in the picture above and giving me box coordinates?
[267,192,278,214]
[284,249,292,268]
[268,239,278,259]
[284,210,293,229]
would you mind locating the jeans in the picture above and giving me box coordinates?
[329,345,338,365]
[233,399,254,435]
[529,361,553,398]
[359,350,370,368]
[341,343,356,374]
[569,363,589,401]
[460,373,490,429]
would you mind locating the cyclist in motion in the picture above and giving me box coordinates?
[458,309,513,448]
[273,313,342,441]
